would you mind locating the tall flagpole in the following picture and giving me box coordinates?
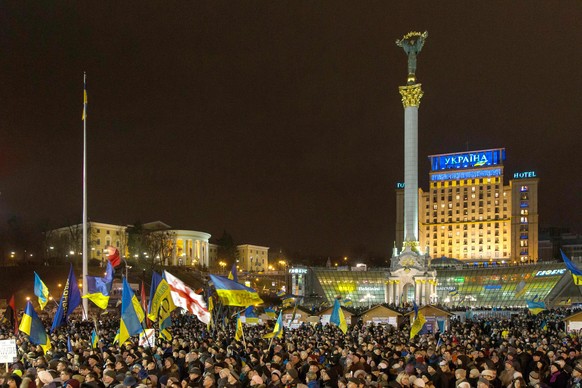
[82,72,88,319]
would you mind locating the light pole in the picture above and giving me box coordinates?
[279,260,288,293]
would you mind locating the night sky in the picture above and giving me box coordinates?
[1,2,581,260]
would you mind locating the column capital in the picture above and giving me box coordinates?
[399,83,423,108]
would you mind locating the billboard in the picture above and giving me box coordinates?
[429,148,505,172]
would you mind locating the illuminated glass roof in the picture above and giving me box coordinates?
[311,268,388,308]
[436,262,567,308]
[308,262,568,309]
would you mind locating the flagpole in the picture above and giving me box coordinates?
[82,72,88,319]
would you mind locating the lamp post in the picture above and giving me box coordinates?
[219,261,227,274]
[279,260,288,293]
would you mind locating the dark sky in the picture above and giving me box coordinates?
[1,2,581,260]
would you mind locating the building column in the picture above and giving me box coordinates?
[399,84,423,245]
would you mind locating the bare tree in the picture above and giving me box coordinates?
[146,230,176,268]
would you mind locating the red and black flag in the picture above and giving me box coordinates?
[3,295,19,335]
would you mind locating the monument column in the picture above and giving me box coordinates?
[396,31,427,250]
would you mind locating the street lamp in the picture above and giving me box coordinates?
[219,261,226,273]
[278,260,288,292]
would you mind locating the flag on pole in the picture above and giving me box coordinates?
[82,261,114,309]
[245,306,259,324]
[526,298,547,315]
[3,295,19,335]
[561,250,582,285]
[164,271,210,324]
[82,76,87,121]
[91,329,100,348]
[148,272,175,340]
[263,311,283,339]
[51,265,82,332]
[234,313,244,341]
[330,299,348,334]
[209,274,264,307]
[119,277,145,346]
[227,264,238,282]
[19,301,51,354]
[410,301,427,339]
[34,272,50,310]
[281,295,294,308]
[105,246,122,268]
[264,307,277,318]
[140,280,150,328]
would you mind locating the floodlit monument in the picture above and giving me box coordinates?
[388,31,436,305]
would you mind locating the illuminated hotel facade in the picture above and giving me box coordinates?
[396,148,539,264]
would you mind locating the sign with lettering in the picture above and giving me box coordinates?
[437,286,457,291]
[289,268,308,274]
[431,168,502,182]
[0,339,17,363]
[430,149,505,171]
[535,269,566,277]
[514,171,537,179]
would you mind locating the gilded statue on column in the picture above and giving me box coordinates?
[396,31,428,84]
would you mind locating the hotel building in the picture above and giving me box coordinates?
[396,148,539,263]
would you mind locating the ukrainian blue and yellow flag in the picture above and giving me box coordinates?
[281,295,294,308]
[209,274,263,306]
[34,272,50,310]
[263,311,283,339]
[410,301,427,339]
[83,261,114,309]
[343,298,353,307]
[264,307,277,318]
[526,298,546,315]
[51,265,82,332]
[119,277,145,346]
[330,299,348,334]
[276,289,286,297]
[91,329,100,348]
[561,250,582,285]
[227,264,238,283]
[19,301,51,354]
[245,306,259,324]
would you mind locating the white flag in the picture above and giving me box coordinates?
[163,271,210,324]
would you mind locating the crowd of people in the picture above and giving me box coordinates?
[1,306,582,388]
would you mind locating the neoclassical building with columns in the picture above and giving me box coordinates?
[47,220,267,270]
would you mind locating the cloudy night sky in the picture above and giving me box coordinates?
[1,2,581,259]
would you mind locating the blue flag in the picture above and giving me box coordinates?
[51,265,81,332]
